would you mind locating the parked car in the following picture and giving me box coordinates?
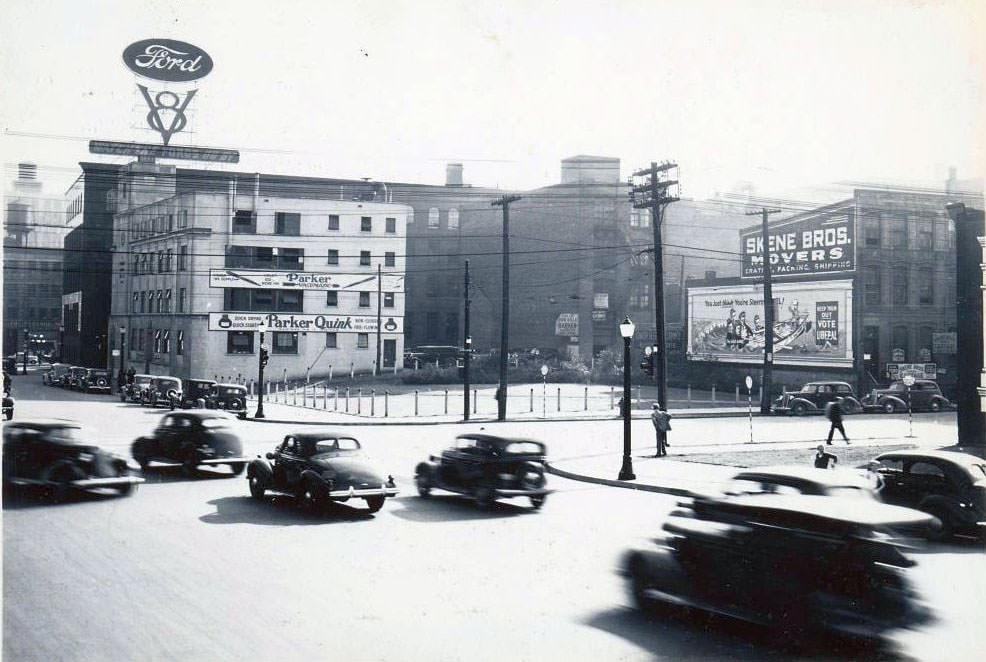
[131,411,248,476]
[3,419,143,500]
[43,363,70,386]
[211,383,249,419]
[80,368,112,394]
[773,381,862,416]
[142,376,183,408]
[248,431,398,512]
[718,465,879,500]
[873,450,986,540]
[66,366,89,390]
[621,493,934,641]
[121,373,155,402]
[414,433,551,508]
[173,379,219,409]
[2,391,13,421]
[2,357,16,373]
[863,380,951,414]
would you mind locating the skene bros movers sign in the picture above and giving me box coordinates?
[741,211,855,278]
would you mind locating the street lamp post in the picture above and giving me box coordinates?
[118,326,126,394]
[58,325,64,362]
[540,364,548,418]
[22,328,29,375]
[255,321,268,419]
[618,315,636,481]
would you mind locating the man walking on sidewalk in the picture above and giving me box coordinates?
[651,404,672,457]
[825,397,850,445]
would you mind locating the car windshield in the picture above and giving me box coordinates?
[200,418,229,429]
[135,376,153,385]
[799,385,816,393]
[312,438,360,455]
[42,426,87,444]
[190,383,215,394]
[504,441,543,455]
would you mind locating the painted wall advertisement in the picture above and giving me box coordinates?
[210,269,404,292]
[209,313,403,334]
[554,313,579,337]
[740,211,855,278]
[687,279,854,367]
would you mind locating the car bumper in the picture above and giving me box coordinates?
[72,476,145,488]
[197,456,249,466]
[328,485,400,499]
[492,487,552,498]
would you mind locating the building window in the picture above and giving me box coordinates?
[357,333,369,349]
[327,249,339,265]
[359,292,370,307]
[227,331,254,354]
[179,245,188,271]
[179,209,188,228]
[233,210,256,234]
[864,216,881,247]
[176,330,184,355]
[275,212,301,236]
[448,208,459,230]
[360,251,371,266]
[385,217,396,233]
[153,329,162,353]
[272,331,298,354]
[325,332,337,349]
[139,291,146,313]
[917,219,933,250]
[326,291,338,307]
[328,214,340,231]
[279,248,303,269]
[892,267,908,305]
[892,325,909,360]
[132,292,139,313]
[279,290,303,312]
[137,328,144,351]
[385,251,395,267]
[163,330,171,354]
[179,288,186,313]
[383,292,395,308]
[361,216,372,232]
[156,290,164,313]
[224,289,303,312]
[428,207,439,228]
[864,270,881,306]
[167,214,174,232]
[163,289,172,313]
[917,326,934,361]
[890,215,907,249]
[407,208,414,224]
[165,249,173,272]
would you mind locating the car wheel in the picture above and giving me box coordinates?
[843,398,861,414]
[297,482,322,511]
[43,464,81,502]
[628,555,655,610]
[529,495,546,509]
[248,473,266,500]
[365,495,385,513]
[791,402,807,416]
[882,400,897,414]
[181,451,200,477]
[474,486,495,509]
[228,463,245,476]
[415,470,432,497]
[923,504,954,542]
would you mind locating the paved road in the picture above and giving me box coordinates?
[4,372,984,661]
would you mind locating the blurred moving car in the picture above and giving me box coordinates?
[3,420,143,499]
[720,466,879,500]
[211,383,249,419]
[414,433,551,509]
[173,379,218,409]
[121,373,155,403]
[131,411,248,476]
[873,450,986,540]
[863,380,951,414]
[622,494,934,641]
[80,368,112,394]
[773,381,862,416]
[43,363,71,386]
[142,376,182,408]
[2,357,16,373]
[248,431,398,513]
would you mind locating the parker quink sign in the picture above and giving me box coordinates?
[123,39,213,82]
[741,211,855,278]
[209,313,404,334]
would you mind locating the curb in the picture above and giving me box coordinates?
[544,461,695,498]
[241,409,758,426]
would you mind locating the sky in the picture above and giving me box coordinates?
[2,0,984,204]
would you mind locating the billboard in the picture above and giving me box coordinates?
[688,279,854,367]
[740,210,855,278]
[210,269,404,292]
[209,313,403,334]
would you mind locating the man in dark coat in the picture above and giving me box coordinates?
[825,397,850,445]
[814,445,838,469]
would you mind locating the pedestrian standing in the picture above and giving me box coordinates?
[825,397,850,445]
[651,404,672,457]
[126,366,135,384]
[814,444,838,469]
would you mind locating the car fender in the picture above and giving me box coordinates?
[247,458,273,483]
[131,437,150,455]
[415,460,437,480]
[918,495,973,526]
[879,395,907,410]
[842,396,862,413]
[787,397,817,412]
[299,468,329,488]
[40,459,86,484]
[930,396,950,410]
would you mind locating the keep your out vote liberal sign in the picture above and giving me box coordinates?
[740,211,855,278]
[209,313,403,334]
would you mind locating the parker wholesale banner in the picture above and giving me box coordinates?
[210,269,404,292]
[209,313,404,334]
[687,279,854,367]
[740,210,855,278]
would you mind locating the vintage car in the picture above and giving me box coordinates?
[2,390,13,421]
[863,380,951,414]
[142,376,183,408]
[717,465,879,500]
[621,493,934,641]
[131,411,248,476]
[248,431,398,512]
[43,363,71,386]
[172,379,219,409]
[3,419,143,500]
[873,450,986,540]
[211,383,249,419]
[79,368,112,394]
[121,373,155,403]
[2,357,16,373]
[414,433,551,508]
[66,366,90,390]
[773,381,862,416]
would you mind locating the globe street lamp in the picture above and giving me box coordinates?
[618,315,636,481]
[540,364,549,418]
[255,321,268,419]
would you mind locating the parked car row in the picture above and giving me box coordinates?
[42,363,113,393]
[774,379,952,415]
[120,375,249,418]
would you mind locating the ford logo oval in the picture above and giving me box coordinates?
[122,39,213,82]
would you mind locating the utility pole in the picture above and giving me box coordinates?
[463,259,471,421]
[746,207,783,413]
[375,263,382,376]
[630,162,679,409]
[492,194,521,421]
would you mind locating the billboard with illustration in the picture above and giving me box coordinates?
[687,279,854,367]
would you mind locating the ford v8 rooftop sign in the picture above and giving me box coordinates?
[123,39,213,82]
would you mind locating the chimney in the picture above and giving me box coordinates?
[446,163,463,187]
[18,162,37,181]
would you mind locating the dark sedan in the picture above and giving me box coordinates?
[248,431,398,513]
[3,419,143,500]
[80,369,112,394]
[131,411,248,476]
